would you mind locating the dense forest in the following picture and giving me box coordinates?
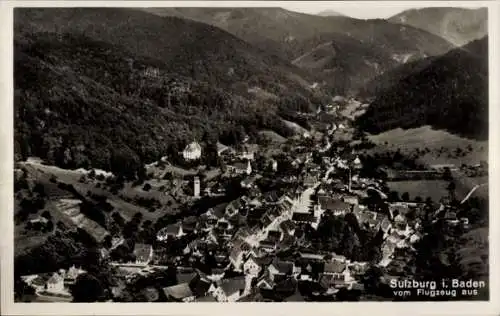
[14,31,327,178]
[356,37,488,140]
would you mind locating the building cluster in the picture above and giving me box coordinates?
[18,101,476,302]
[21,266,86,301]
[102,129,457,302]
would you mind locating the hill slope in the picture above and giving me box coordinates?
[317,10,345,17]
[356,37,488,140]
[389,7,488,46]
[15,8,320,98]
[14,8,328,176]
[359,56,437,97]
[141,7,455,93]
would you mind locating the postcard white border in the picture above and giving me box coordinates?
[1,1,499,315]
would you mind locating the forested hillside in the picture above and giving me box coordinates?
[14,31,324,179]
[389,7,487,46]
[356,37,488,140]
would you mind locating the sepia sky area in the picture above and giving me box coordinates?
[280,3,482,19]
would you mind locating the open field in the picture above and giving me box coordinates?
[387,175,488,203]
[282,119,310,136]
[367,126,488,166]
[387,180,451,202]
[18,160,177,222]
[259,130,287,143]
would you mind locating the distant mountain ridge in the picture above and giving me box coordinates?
[142,7,456,94]
[14,8,318,96]
[389,7,487,46]
[317,10,345,17]
[357,36,488,140]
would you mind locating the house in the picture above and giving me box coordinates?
[229,240,251,272]
[228,160,252,175]
[189,274,213,298]
[380,216,392,233]
[183,141,202,161]
[207,203,228,222]
[292,212,317,225]
[394,213,408,230]
[258,240,278,253]
[157,223,185,241]
[319,273,348,289]
[182,216,199,235]
[304,175,318,188]
[216,142,230,156]
[270,159,278,172]
[320,260,353,288]
[409,232,422,244]
[323,260,347,275]
[240,176,257,189]
[226,199,244,217]
[266,230,282,243]
[318,197,352,216]
[268,259,294,283]
[354,208,387,231]
[243,255,273,276]
[273,277,298,298]
[21,273,51,292]
[299,252,325,263]
[133,243,154,265]
[238,144,258,161]
[279,220,296,236]
[46,272,66,294]
[343,195,359,205]
[348,262,369,277]
[207,268,226,282]
[28,216,49,227]
[63,266,86,286]
[213,276,247,302]
[262,191,282,204]
[233,227,253,241]
[163,283,195,302]
[196,294,218,302]
[389,204,411,219]
[177,271,198,285]
[244,256,262,276]
[445,210,460,226]
[352,156,363,169]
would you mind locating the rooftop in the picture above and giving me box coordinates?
[292,212,317,223]
[163,283,193,300]
[219,276,246,295]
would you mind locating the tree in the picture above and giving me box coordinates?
[442,167,452,181]
[362,266,383,293]
[388,191,400,202]
[14,275,35,302]
[33,183,46,197]
[71,273,104,302]
[447,181,456,200]
[41,210,52,220]
[425,197,433,206]
[402,192,410,202]
[143,183,152,192]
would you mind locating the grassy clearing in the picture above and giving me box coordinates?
[367,126,487,165]
[259,130,287,143]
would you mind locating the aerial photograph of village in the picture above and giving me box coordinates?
[12,5,489,303]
